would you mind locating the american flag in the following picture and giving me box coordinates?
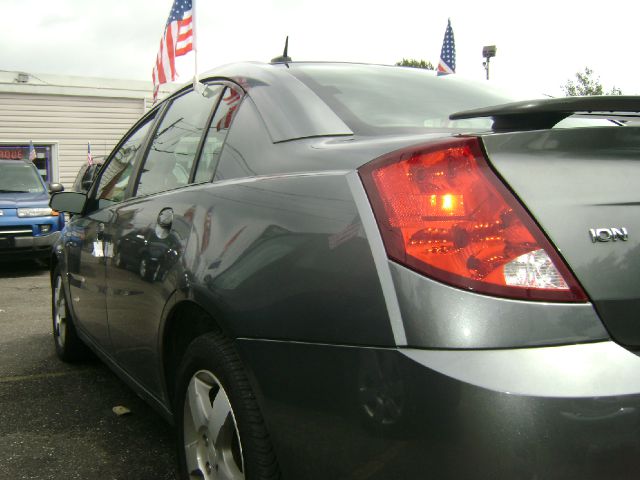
[152,0,194,101]
[437,19,456,76]
[87,142,93,165]
[28,141,36,162]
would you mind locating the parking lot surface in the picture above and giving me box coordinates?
[0,260,178,480]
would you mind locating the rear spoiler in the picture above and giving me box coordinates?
[450,96,640,131]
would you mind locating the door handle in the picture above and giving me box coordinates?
[157,208,174,229]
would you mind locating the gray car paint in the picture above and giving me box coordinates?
[237,337,640,479]
[391,261,609,349]
[482,127,640,345]
[402,340,640,397]
[347,171,408,346]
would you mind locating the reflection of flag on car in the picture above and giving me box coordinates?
[87,142,93,165]
[152,0,194,101]
[437,19,456,76]
[28,141,36,162]
[216,88,242,130]
[223,88,241,105]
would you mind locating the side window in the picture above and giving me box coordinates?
[194,87,243,183]
[96,113,156,205]
[136,87,222,197]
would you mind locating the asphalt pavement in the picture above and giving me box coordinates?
[0,259,179,480]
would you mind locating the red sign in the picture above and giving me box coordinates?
[0,149,26,160]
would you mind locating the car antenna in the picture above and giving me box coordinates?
[271,36,292,64]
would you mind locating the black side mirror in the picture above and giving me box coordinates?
[49,183,64,193]
[50,191,87,215]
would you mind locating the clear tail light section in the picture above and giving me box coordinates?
[359,137,587,302]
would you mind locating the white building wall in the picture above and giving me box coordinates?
[0,93,144,186]
[0,71,176,188]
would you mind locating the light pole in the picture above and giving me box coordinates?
[482,45,497,80]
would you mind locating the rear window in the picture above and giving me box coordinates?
[289,64,516,134]
[289,64,615,134]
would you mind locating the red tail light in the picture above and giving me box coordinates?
[359,137,587,302]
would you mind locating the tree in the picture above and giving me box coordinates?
[562,67,623,96]
[396,58,435,70]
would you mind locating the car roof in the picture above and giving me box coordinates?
[0,158,37,167]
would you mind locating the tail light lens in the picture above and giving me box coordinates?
[359,137,587,302]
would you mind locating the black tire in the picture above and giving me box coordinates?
[51,265,89,362]
[175,332,280,480]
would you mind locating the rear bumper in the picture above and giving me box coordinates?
[237,339,640,479]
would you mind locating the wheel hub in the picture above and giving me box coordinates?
[53,276,67,347]
[183,370,244,479]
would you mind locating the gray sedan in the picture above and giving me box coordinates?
[50,61,640,479]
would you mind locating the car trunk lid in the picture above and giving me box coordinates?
[481,126,640,346]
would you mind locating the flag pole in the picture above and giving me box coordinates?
[192,0,198,90]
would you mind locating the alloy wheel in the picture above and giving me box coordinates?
[53,275,67,348]
[183,369,245,480]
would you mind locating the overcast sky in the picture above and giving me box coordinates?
[2,0,638,96]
